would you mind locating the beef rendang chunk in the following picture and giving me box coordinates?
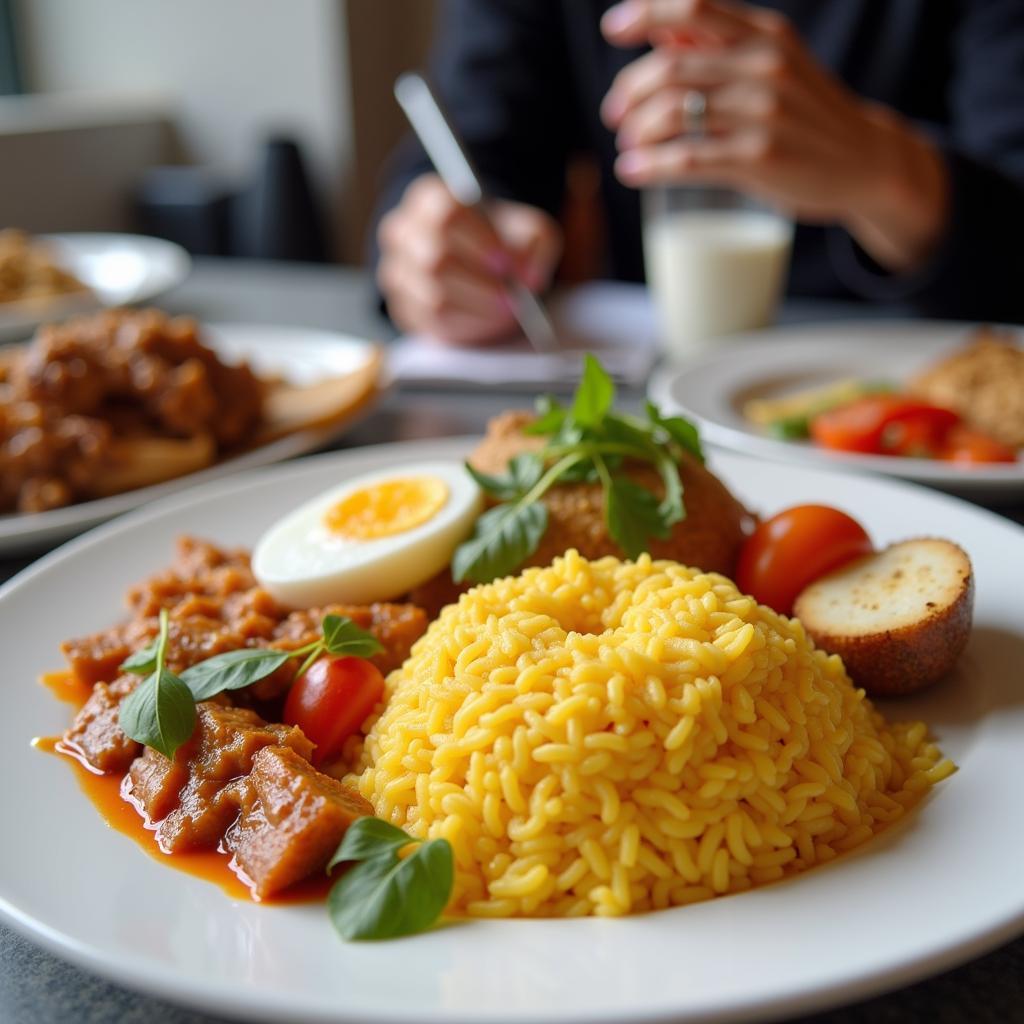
[55,538,426,898]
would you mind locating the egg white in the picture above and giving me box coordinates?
[252,460,483,607]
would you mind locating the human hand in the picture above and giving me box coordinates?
[376,174,562,345]
[601,0,947,272]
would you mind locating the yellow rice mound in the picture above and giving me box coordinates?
[354,551,955,918]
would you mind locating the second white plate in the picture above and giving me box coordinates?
[0,233,192,341]
[648,320,1024,497]
[0,323,383,555]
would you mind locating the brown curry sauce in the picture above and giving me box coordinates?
[37,674,331,904]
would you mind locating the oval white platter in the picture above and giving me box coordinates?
[0,323,383,555]
[0,438,1022,1024]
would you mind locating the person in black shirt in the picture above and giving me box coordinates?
[374,0,1024,344]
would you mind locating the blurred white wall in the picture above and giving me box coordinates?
[14,0,354,256]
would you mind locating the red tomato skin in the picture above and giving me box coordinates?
[283,655,385,765]
[940,425,1018,465]
[735,505,873,616]
[810,396,958,456]
[881,408,959,457]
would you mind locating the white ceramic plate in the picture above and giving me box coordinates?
[648,320,1024,498]
[0,323,383,555]
[1,438,1022,1024]
[0,233,192,341]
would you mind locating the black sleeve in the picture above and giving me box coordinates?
[367,0,575,262]
[829,0,1024,323]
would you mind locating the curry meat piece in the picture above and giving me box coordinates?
[127,702,313,853]
[62,538,427,701]
[124,704,369,896]
[62,675,141,773]
[224,745,374,898]
[57,538,415,897]
[1,308,265,513]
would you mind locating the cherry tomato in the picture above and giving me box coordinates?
[810,396,958,456]
[284,655,385,765]
[939,425,1018,465]
[735,505,873,615]
[881,407,959,457]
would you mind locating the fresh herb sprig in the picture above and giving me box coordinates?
[327,817,453,940]
[118,608,196,760]
[453,355,703,584]
[118,613,383,758]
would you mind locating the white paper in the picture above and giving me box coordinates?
[388,281,659,389]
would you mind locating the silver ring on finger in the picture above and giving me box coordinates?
[681,89,708,138]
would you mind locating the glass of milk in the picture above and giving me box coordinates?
[643,186,793,360]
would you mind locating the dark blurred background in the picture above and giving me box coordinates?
[0,0,437,263]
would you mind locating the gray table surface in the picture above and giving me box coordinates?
[2,259,1022,1024]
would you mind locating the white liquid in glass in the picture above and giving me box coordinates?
[644,209,793,358]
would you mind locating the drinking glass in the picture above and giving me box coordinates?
[643,185,794,361]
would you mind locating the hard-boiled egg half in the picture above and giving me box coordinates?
[253,461,482,607]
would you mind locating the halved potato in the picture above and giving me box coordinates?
[793,538,973,696]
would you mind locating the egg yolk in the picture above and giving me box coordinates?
[323,476,449,540]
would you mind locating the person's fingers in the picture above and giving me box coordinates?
[383,274,517,346]
[614,129,771,188]
[387,285,514,346]
[515,227,562,291]
[602,49,679,128]
[402,174,507,267]
[601,0,789,48]
[616,81,784,147]
[396,225,502,286]
[491,205,563,291]
[616,88,699,148]
[380,248,510,324]
[603,42,787,128]
[377,174,559,341]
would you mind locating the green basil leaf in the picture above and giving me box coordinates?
[571,354,615,428]
[321,614,384,658]
[654,451,685,528]
[327,816,415,871]
[556,459,601,483]
[507,453,543,493]
[119,668,197,760]
[465,462,517,499]
[523,394,566,436]
[328,839,453,940]
[464,452,542,501]
[601,412,667,463]
[645,400,704,463]
[119,636,160,676]
[605,477,672,560]
[180,647,293,700]
[452,501,548,584]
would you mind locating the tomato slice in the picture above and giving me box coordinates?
[881,407,959,457]
[939,425,1018,465]
[810,396,958,457]
[735,505,873,616]
[283,655,386,766]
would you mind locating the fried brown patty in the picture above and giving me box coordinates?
[410,411,754,615]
